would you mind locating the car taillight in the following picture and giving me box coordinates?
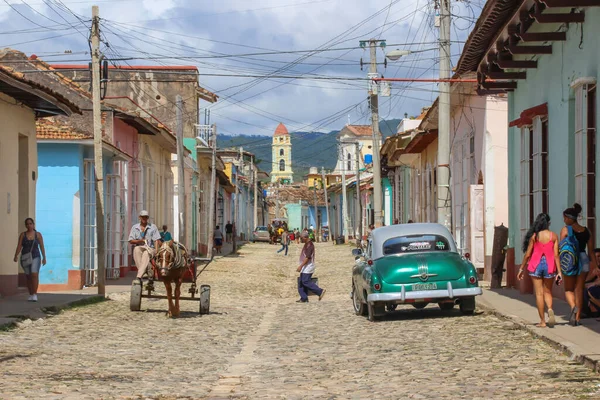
[464,253,471,260]
[374,283,381,290]
[469,276,477,284]
[368,260,373,266]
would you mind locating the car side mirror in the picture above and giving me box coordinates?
[352,248,363,257]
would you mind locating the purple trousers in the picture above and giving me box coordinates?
[298,273,323,301]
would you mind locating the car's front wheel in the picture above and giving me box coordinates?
[352,286,367,316]
[459,297,476,315]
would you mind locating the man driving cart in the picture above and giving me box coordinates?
[129,210,162,284]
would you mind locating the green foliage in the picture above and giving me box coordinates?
[217,119,401,182]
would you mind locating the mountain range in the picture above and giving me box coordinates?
[217,119,401,182]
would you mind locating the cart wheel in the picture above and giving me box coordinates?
[199,284,210,315]
[130,282,142,311]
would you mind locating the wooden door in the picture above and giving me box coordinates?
[469,185,485,272]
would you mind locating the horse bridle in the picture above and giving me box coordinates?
[156,245,174,276]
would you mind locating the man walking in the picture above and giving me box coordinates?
[129,210,162,284]
[277,229,289,256]
[225,221,233,243]
[296,231,326,303]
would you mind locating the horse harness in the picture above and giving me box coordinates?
[156,242,189,276]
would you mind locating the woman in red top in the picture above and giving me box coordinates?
[518,213,563,327]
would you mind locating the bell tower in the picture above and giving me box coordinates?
[270,123,293,184]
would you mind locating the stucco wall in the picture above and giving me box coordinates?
[0,94,38,296]
[271,135,293,183]
[483,96,509,258]
[36,144,82,284]
[508,11,600,259]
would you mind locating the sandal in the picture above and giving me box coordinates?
[568,307,578,326]
[547,309,555,327]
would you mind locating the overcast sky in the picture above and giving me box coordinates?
[0,0,484,136]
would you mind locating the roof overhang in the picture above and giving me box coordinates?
[469,1,600,95]
[38,138,131,160]
[114,109,162,136]
[403,130,438,154]
[0,69,74,117]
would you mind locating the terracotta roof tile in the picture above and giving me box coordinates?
[0,49,89,112]
[345,125,372,137]
[36,117,92,140]
[274,122,289,136]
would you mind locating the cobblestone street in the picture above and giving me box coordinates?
[2,242,600,399]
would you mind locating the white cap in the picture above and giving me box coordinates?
[139,210,149,217]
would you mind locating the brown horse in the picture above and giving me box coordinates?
[154,240,190,317]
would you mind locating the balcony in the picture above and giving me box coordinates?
[195,124,213,147]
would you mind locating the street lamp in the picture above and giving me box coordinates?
[385,49,413,61]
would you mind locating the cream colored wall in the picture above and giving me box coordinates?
[139,136,174,232]
[271,135,293,182]
[404,139,438,224]
[0,93,38,286]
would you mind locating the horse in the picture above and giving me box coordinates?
[154,240,190,318]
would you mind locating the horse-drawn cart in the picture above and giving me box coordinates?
[130,254,213,315]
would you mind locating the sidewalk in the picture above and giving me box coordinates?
[0,242,245,329]
[479,288,600,373]
[0,273,137,329]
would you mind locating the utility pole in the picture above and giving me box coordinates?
[275,182,280,219]
[246,156,252,240]
[340,145,349,243]
[253,157,258,233]
[232,150,239,255]
[355,142,362,247]
[239,147,245,240]
[361,38,385,228]
[206,124,217,259]
[321,167,331,244]
[313,181,319,241]
[438,0,452,229]
[91,6,105,295]
[176,95,185,243]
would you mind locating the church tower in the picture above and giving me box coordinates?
[271,123,293,184]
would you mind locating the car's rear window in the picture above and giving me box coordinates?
[382,234,451,255]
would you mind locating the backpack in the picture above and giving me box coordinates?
[559,226,580,276]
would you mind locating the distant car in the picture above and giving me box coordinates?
[351,223,482,321]
[252,226,270,243]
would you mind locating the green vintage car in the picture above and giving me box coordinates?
[351,223,481,321]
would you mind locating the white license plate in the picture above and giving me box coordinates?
[413,283,437,291]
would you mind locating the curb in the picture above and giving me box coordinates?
[477,299,600,374]
[0,295,106,331]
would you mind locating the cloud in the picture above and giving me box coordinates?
[0,0,481,136]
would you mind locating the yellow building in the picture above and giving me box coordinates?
[270,123,293,184]
[0,63,80,296]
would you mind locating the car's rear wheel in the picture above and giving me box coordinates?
[439,302,455,311]
[367,302,385,322]
[459,297,476,315]
[352,286,367,316]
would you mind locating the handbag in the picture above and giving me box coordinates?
[20,232,37,268]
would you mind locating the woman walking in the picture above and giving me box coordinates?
[561,203,597,326]
[13,218,46,302]
[518,213,562,327]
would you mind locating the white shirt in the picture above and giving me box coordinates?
[129,223,161,248]
[299,241,316,274]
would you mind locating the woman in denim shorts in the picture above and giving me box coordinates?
[561,203,598,326]
[12,218,46,302]
[519,213,562,327]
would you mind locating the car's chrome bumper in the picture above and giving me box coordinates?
[367,283,482,303]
